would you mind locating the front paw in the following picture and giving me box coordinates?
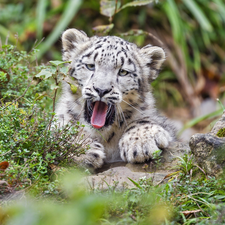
[74,149,105,169]
[73,141,106,169]
[119,124,172,163]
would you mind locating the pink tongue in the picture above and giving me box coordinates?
[91,101,108,129]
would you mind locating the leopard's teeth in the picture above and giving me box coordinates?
[107,104,112,113]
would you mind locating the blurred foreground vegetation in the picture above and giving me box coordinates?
[2,161,225,224]
[1,0,225,224]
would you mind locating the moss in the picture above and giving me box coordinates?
[217,128,225,137]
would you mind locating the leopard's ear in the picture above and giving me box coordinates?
[140,45,165,81]
[62,28,89,61]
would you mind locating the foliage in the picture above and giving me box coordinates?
[0,172,106,225]
[1,1,225,224]
[1,0,225,111]
[0,170,174,225]
[94,0,157,33]
[163,175,225,224]
[0,44,47,103]
[2,164,225,224]
[0,0,82,59]
[0,44,88,194]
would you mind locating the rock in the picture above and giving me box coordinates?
[86,166,170,190]
[87,141,190,190]
[190,111,225,175]
[210,110,225,136]
[0,190,25,204]
[160,141,190,169]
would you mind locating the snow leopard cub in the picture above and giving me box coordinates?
[56,28,176,169]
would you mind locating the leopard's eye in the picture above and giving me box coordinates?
[86,64,95,71]
[118,69,129,76]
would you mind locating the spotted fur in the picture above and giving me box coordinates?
[56,28,176,169]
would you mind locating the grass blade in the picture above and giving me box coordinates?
[163,0,181,42]
[217,98,225,110]
[128,177,143,189]
[36,0,82,60]
[182,0,212,31]
[178,109,223,136]
[214,0,225,20]
[36,0,46,39]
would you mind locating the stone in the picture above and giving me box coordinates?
[160,141,190,169]
[86,166,170,190]
[87,141,190,190]
[210,110,225,136]
[189,111,225,175]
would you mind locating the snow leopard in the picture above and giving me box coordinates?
[56,28,176,169]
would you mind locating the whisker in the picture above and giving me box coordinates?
[122,99,145,115]
[117,105,123,123]
[75,106,84,120]
[115,105,122,126]
[118,104,127,127]
[76,95,84,102]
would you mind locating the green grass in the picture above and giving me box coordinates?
[1,164,225,224]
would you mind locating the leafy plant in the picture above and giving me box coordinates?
[93,0,158,34]
[0,44,88,194]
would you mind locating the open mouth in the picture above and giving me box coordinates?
[84,100,115,129]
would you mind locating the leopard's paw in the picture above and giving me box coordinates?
[73,142,105,169]
[119,124,172,163]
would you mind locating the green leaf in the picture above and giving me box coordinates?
[35,69,53,79]
[100,0,121,17]
[127,177,143,189]
[118,0,154,12]
[92,24,114,34]
[49,60,71,66]
[120,29,146,37]
[182,0,213,31]
[50,83,59,90]
[60,66,69,75]
[13,118,20,128]
[34,93,46,101]
[49,67,57,74]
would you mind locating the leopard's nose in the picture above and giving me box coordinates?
[93,86,112,98]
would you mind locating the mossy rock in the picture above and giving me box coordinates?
[217,128,225,138]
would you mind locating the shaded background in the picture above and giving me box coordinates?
[1,0,225,136]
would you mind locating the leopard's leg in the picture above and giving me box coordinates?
[73,140,105,169]
[119,123,173,163]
